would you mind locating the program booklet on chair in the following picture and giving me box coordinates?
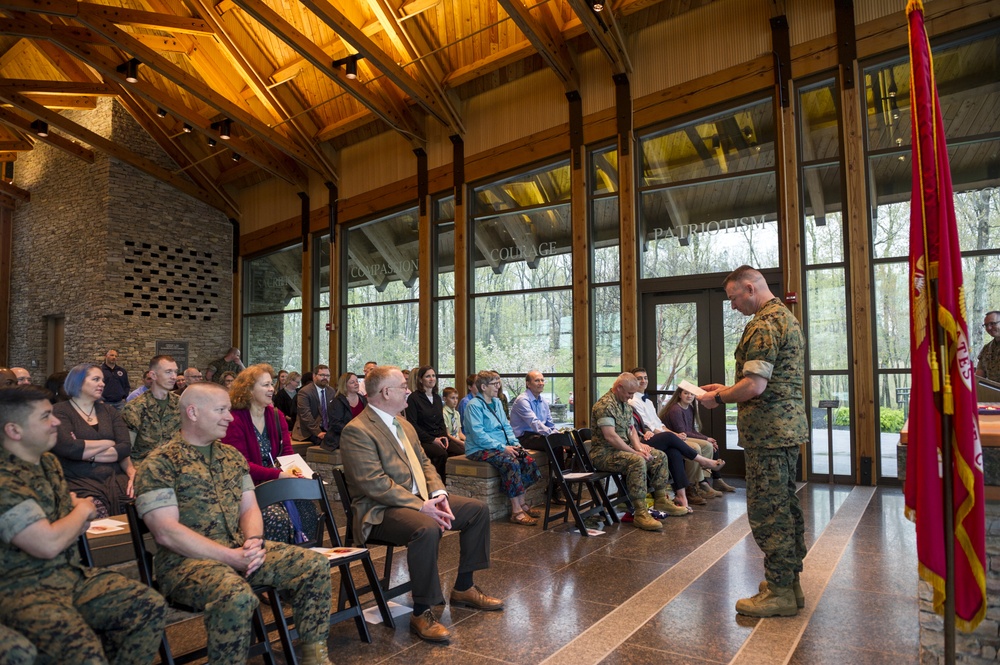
[310,546,367,561]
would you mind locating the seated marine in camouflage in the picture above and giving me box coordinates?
[121,355,181,464]
[134,382,334,665]
[0,386,166,665]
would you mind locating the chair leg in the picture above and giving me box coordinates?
[337,563,372,643]
[264,591,296,665]
[567,484,592,536]
[251,605,278,665]
[158,636,176,665]
[381,548,394,592]
[360,556,395,629]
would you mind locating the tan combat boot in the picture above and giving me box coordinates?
[652,490,688,516]
[758,574,804,608]
[736,582,798,617]
[631,507,663,531]
[301,641,334,665]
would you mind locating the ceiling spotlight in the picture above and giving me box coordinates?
[207,137,217,148]
[156,107,167,118]
[592,1,604,11]
[30,119,48,138]
[231,153,242,162]
[333,54,364,80]
[116,58,140,83]
[218,119,231,140]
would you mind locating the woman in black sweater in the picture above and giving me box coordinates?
[405,365,465,480]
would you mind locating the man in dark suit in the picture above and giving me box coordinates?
[340,366,501,643]
[294,364,334,446]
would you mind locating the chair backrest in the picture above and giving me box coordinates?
[331,468,356,546]
[254,474,340,548]
[572,429,598,472]
[77,533,94,567]
[124,501,158,590]
[544,432,578,476]
[577,427,592,443]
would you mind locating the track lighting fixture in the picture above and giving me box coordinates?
[231,153,242,162]
[182,123,193,133]
[116,58,140,83]
[219,119,231,140]
[333,54,364,80]
[30,120,48,138]
[156,107,167,118]
[592,1,604,11]
[207,137,217,148]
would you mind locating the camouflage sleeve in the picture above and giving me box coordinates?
[134,450,176,506]
[742,319,779,380]
[241,474,254,493]
[0,499,46,544]
[135,488,178,517]
[120,400,140,431]
[592,400,616,429]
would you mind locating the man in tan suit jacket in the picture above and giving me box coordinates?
[340,366,502,643]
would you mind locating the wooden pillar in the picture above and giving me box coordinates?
[771,15,802,320]
[0,206,11,365]
[615,74,638,372]
[230,217,241,349]
[326,182,339,377]
[451,136,468,384]
[297,192,312,372]
[416,148,432,366]
[568,90,591,427]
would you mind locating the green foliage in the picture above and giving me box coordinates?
[832,406,904,432]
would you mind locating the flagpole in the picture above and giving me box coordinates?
[931,278,956,665]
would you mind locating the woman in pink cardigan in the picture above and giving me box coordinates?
[221,363,318,542]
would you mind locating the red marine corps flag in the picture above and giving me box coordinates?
[904,0,986,633]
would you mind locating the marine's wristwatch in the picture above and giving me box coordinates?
[715,392,725,405]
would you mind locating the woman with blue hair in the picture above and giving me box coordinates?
[51,363,134,517]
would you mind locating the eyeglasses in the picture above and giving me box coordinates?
[489,381,502,386]
[984,322,1000,329]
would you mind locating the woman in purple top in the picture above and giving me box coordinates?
[222,363,319,542]
[660,388,736,493]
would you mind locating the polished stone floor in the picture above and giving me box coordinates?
[169,482,919,664]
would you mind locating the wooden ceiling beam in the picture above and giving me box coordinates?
[0,106,94,162]
[192,0,339,182]
[0,178,30,201]
[0,151,19,161]
[115,87,240,217]
[0,79,113,94]
[0,90,231,212]
[0,139,32,150]
[18,93,96,109]
[498,0,579,91]
[227,0,423,143]
[297,0,456,131]
[564,0,632,75]
[0,0,216,34]
[130,33,192,54]
[316,109,374,142]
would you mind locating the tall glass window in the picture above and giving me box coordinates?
[434,196,456,387]
[342,208,420,374]
[312,234,330,369]
[470,160,575,425]
[639,97,780,278]
[864,28,1000,480]
[243,244,302,371]
[591,144,621,400]
[797,77,852,480]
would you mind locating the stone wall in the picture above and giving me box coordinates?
[7,98,232,387]
[917,499,1000,664]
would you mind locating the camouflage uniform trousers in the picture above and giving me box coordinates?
[161,541,332,662]
[0,624,37,665]
[745,445,806,589]
[589,446,669,502]
[0,568,166,665]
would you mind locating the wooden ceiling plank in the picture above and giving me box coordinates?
[297,0,455,131]
[0,140,33,150]
[315,108,373,141]
[0,38,34,71]
[0,105,96,162]
[0,79,112,94]
[446,41,533,87]
[0,178,30,201]
[116,87,240,217]
[130,33,192,53]
[0,89,230,211]
[497,0,578,91]
[18,92,96,108]
[77,2,215,35]
[192,0,339,181]
[65,6,325,176]
[228,0,424,142]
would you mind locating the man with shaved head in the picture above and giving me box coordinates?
[699,265,807,618]
[11,368,31,386]
[134,382,334,664]
[0,369,16,389]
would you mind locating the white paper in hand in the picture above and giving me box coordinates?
[276,453,316,479]
[677,380,706,397]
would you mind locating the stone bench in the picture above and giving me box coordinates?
[306,445,342,502]
[446,449,550,521]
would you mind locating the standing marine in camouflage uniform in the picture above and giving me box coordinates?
[206,347,246,384]
[0,623,37,665]
[700,265,807,617]
[0,386,166,664]
[590,373,678,531]
[133,382,333,665]
[121,355,181,463]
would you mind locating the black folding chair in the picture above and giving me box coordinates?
[77,533,94,567]
[254,474,394,637]
[573,427,634,514]
[332,467,413,604]
[541,432,617,536]
[124,502,283,665]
